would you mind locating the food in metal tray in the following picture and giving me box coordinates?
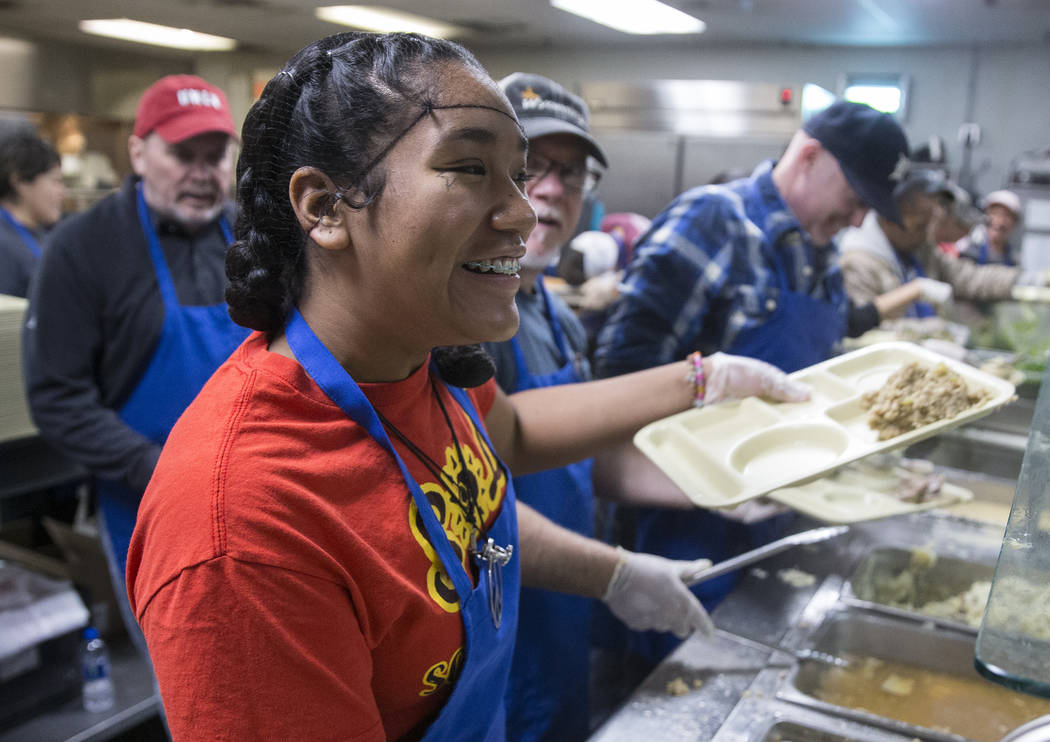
[861,362,991,441]
[846,547,999,630]
[809,654,1050,742]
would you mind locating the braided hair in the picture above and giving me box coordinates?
[226,32,487,336]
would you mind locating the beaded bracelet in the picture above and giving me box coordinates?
[686,351,706,408]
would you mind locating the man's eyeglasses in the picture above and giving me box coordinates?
[526,153,603,194]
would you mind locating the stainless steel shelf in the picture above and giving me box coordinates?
[0,640,160,742]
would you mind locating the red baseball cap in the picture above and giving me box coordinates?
[133,74,237,143]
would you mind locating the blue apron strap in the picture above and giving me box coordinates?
[895,251,935,318]
[978,240,988,265]
[534,277,571,362]
[217,216,233,246]
[136,185,184,309]
[0,206,42,258]
[136,185,235,308]
[285,308,475,600]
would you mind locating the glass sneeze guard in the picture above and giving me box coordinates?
[976,359,1050,698]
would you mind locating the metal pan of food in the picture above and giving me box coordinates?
[776,610,1050,742]
[840,546,995,634]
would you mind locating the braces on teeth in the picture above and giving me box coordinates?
[464,259,520,275]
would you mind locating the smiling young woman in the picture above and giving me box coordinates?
[125,31,807,742]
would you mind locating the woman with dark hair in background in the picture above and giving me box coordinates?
[126,31,804,741]
[0,130,65,296]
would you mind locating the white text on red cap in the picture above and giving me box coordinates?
[175,88,223,110]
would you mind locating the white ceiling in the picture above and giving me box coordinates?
[0,0,1047,59]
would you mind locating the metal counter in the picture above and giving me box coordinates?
[587,500,1010,742]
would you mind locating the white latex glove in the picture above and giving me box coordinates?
[601,548,715,639]
[704,352,811,405]
[914,277,953,305]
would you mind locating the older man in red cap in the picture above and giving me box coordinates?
[23,74,248,645]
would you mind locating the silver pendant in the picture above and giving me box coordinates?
[474,537,513,628]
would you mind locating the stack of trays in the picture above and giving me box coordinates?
[634,342,1016,520]
[0,295,36,443]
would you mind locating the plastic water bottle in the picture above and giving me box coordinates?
[81,626,116,713]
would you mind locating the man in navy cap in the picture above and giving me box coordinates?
[23,74,249,647]
[591,100,910,665]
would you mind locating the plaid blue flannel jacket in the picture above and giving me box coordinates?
[593,160,848,378]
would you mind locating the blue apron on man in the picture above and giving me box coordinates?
[504,277,595,742]
[286,308,521,742]
[977,238,1014,267]
[96,186,248,628]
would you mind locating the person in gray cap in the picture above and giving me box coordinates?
[842,174,1046,311]
[590,100,911,668]
[485,72,804,742]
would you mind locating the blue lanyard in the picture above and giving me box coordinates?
[0,206,42,258]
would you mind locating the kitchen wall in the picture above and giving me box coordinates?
[472,41,1050,206]
[0,30,1045,210]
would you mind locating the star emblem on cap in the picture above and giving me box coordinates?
[889,153,910,182]
[521,86,540,101]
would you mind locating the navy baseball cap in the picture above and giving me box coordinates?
[499,72,608,167]
[804,100,910,225]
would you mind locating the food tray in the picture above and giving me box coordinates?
[633,342,1016,509]
[767,475,973,525]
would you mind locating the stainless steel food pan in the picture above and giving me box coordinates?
[776,610,1050,742]
[760,720,883,742]
[841,546,994,633]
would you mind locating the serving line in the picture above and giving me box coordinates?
[586,503,1011,742]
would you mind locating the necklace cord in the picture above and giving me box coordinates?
[373,378,485,541]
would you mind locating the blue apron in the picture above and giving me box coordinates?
[978,239,1014,267]
[629,239,843,662]
[0,205,43,258]
[894,252,935,318]
[97,187,247,599]
[286,309,520,742]
[505,278,594,742]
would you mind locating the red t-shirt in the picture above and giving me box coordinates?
[127,332,506,742]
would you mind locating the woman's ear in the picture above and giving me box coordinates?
[289,166,350,251]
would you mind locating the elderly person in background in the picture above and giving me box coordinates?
[23,74,248,646]
[935,181,981,258]
[483,72,801,742]
[957,189,1023,266]
[840,171,956,319]
[0,130,66,297]
[841,174,1045,312]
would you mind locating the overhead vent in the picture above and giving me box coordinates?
[196,0,269,7]
[449,19,528,35]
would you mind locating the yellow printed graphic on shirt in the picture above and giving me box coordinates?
[419,647,465,697]
[407,416,506,614]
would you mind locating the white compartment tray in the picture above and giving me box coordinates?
[633,341,1017,509]
[767,470,973,524]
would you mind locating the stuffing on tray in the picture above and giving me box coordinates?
[861,362,990,441]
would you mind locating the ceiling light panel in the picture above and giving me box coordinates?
[550,0,706,35]
[315,6,462,39]
[78,19,237,51]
